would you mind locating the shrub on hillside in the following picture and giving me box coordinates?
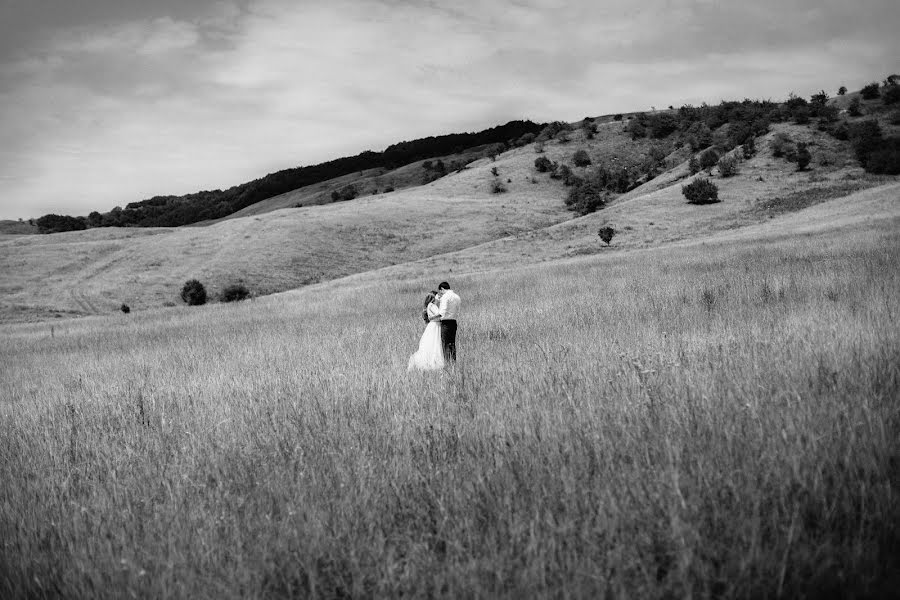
[847,97,863,116]
[699,147,720,171]
[682,178,720,204]
[120,304,130,314]
[626,118,647,139]
[848,120,884,165]
[613,114,623,121]
[861,82,880,100]
[844,120,900,174]
[810,90,829,107]
[742,137,757,159]
[221,283,251,302]
[572,149,592,167]
[331,184,358,202]
[796,143,811,171]
[491,179,508,194]
[717,154,739,177]
[181,280,207,306]
[830,122,849,141]
[770,132,795,159]
[35,214,87,234]
[647,112,679,138]
[516,132,536,147]
[865,138,900,175]
[689,155,701,174]
[550,163,567,180]
[838,85,847,96]
[534,156,553,172]
[536,121,573,143]
[792,106,810,125]
[597,226,615,246]
[565,172,607,214]
[684,122,713,151]
[882,84,900,105]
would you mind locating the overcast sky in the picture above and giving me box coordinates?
[0,0,897,220]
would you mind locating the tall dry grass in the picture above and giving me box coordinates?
[1,222,898,598]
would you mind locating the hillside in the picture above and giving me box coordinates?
[1,85,899,324]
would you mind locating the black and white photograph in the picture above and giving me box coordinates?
[1,0,898,597]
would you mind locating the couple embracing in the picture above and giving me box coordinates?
[407,282,460,371]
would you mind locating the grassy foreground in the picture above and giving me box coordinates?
[1,220,898,598]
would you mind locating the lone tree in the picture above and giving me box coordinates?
[534,156,553,172]
[572,148,592,167]
[180,279,207,306]
[682,178,720,204]
[598,226,616,246]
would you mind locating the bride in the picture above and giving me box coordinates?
[407,291,444,371]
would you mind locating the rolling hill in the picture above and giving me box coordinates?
[1,86,898,324]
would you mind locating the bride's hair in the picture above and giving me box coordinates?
[422,291,438,322]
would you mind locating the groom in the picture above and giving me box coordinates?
[436,281,460,363]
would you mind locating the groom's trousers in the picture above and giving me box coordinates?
[440,319,457,362]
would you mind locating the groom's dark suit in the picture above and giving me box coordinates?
[438,289,460,362]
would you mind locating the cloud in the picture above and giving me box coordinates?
[0,0,898,219]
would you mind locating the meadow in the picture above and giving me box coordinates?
[1,208,898,598]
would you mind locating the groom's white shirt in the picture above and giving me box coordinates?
[438,290,460,320]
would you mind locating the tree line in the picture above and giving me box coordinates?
[36,120,544,233]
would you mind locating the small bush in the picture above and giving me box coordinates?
[847,97,862,117]
[120,304,130,314]
[534,156,553,172]
[718,154,739,177]
[882,85,900,105]
[566,175,607,215]
[597,226,615,246]
[331,184,358,202]
[838,86,847,96]
[792,106,810,125]
[491,179,508,194]
[647,112,679,138]
[180,279,207,306]
[490,166,499,177]
[796,143,811,171]
[572,149,592,167]
[861,82,880,100]
[682,178,720,204]
[771,132,794,159]
[699,147,720,171]
[221,283,251,302]
[534,141,545,154]
[626,118,647,139]
[742,137,757,159]
[688,156,701,174]
[613,114,623,121]
[831,122,849,141]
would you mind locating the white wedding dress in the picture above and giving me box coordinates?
[407,303,444,371]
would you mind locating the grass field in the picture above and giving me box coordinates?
[2,203,898,597]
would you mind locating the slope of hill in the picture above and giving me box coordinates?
[2,87,899,324]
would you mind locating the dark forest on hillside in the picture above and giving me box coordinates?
[33,120,544,232]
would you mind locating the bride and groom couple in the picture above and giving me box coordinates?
[407,282,460,371]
